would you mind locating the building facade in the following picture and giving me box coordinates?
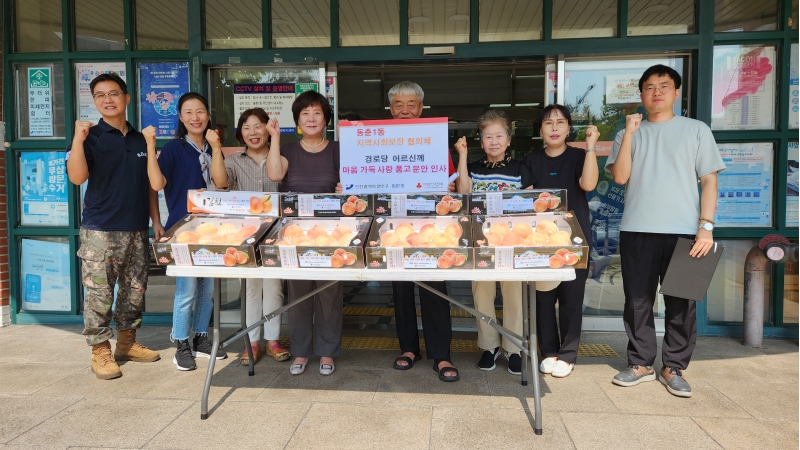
[1,0,798,337]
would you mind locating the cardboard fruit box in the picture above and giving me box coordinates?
[373,193,468,216]
[472,212,589,270]
[468,189,567,215]
[365,215,473,269]
[280,193,373,217]
[187,189,280,216]
[259,217,373,269]
[152,214,276,267]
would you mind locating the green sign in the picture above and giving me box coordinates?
[295,83,318,94]
[29,68,51,89]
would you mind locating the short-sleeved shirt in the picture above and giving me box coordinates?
[605,115,726,235]
[66,119,150,231]
[221,149,280,192]
[524,146,592,248]
[158,138,210,230]
[467,158,536,192]
[280,141,340,193]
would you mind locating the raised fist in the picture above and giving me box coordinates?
[625,113,642,135]
[454,136,468,157]
[142,125,157,146]
[73,120,93,142]
[205,128,221,146]
[585,125,600,148]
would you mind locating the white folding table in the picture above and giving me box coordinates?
[166,265,575,434]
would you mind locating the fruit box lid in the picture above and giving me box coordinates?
[372,193,468,216]
[279,193,374,217]
[187,189,280,216]
[468,189,567,215]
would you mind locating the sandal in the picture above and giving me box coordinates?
[266,343,291,362]
[433,359,460,382]
[393,353,422,370]
[240,344,261,364]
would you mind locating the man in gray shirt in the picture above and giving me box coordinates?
[605,65,725,398]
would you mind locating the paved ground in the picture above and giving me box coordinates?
[0,324,796,449]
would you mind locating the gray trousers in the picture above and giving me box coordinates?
[288,280,343,358]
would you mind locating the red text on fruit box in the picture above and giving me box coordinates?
[339,118,449,194]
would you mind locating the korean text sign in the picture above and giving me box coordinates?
[339,118,449,194]
[233,83,297,134]
[139,62,190,137]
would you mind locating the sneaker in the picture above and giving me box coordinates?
[173,340,196,371]
[660,366,692,398]
[539,356,557,374]
[612,364,656,387]
[193,334,228,360]
[478,347,500,371]
[506,352,522,375]
[551,360,574,378]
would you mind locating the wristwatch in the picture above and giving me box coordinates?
[699,222,714,231]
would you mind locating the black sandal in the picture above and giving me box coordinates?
[433,359,460,382]
[393,353,422,370]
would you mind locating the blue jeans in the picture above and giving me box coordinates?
[171,277,214,341]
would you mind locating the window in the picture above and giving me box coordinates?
[627,0,695,36]
[136,0,189,50]
[409,0,470,45]
[14,0,62,52]
[479,0,542,42]
[271,0,331,48]
[339,0,400,46]
[714,0,778,32]
[74,0,125,51]
[205,0,263,49]
[553,0,616,39]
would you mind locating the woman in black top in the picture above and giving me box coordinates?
[523,104,599,378]
[455,110,536,376]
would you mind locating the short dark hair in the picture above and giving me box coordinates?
[639,64,682,92]
[540,104,573,127]
[235,108,271,146]
[175,92,212,140]
[291,91,332,126]
[90,73,127,95]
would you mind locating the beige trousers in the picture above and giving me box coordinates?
[472,280,523,354]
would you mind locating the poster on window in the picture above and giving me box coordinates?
[711,45,776,130]
[76,62,127,124]
[338,118,449,194]
[605,74,640,104]
[20,238,71,312]
[20,152,68,226]
[233,83,297,134]
[790,43,798,130]
[27,67,53,137]
[139,62,190,138]
[716,143,773,227]
[788,141,798,227]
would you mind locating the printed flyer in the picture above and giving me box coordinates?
[27,67,53,137]
[20,238,71,312]
[20,152,68,226]
[788,141,798,227]
[139,62,190,137]
[711,45,776,130]
[233,83,297,133]
[716,142,773,227]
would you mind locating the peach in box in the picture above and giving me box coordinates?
[365,215,473,269]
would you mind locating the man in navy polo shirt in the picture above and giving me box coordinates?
[66,73,161,380]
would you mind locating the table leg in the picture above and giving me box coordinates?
[520,281,528,387]
[201,277,222,420]
[240,279,254,376]
[529,282,542,435]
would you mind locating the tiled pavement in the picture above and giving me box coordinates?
[0,323,796,449]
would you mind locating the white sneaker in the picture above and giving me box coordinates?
[551,360,574,378]
[539,357,557,374]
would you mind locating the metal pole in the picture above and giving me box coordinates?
[200,277,222,420]
[240,279,254,376]
[529,282,542,435]
[520,281,528,386]
[743,246,768,348]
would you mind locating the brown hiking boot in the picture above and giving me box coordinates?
[91,341,122,380]
[114,329,160,362]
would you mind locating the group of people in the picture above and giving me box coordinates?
[67,64,724,399]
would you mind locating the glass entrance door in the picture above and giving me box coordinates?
[558,56,689,328]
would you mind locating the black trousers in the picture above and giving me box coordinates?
[620,231,697,369]
[535,268,589,364]
[392,281,452,360]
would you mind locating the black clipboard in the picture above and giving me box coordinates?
[660,238,724,302]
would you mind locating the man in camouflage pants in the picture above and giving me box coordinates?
[66,73,161,379]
